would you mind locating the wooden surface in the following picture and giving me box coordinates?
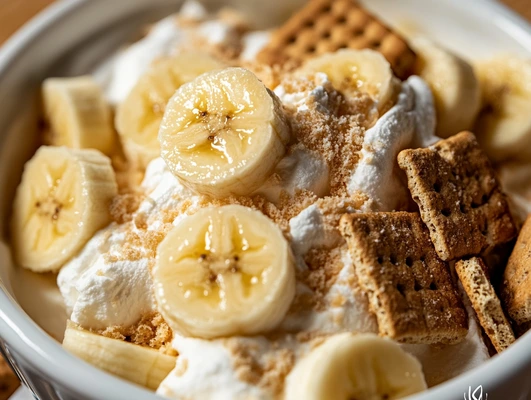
[0,0,530,44]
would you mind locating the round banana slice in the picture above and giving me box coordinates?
[300,49,396,111]
[153,205,296,339]
[42,76,116,156]
[159,67,291,198]
[116,53,225,169]
[63,323,176,390]
[474,56,531,161]
[286,333,427,400]
[11,146,117,272]
[412,38,481,138]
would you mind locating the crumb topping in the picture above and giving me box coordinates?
[98,312,176,355]
[226,339,295,396]
[110,193,144,224]
[278,73,376,196]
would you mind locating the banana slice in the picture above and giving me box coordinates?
[286,333,427,400]
[159,67,291,198]
[11,146,117,272]
[412,38,481,138]
[153,205,295,339]
[115,53,225,169]
[43,76,116,155]
[474,56,531,161]
[299,49,397,111]
[63,323,176,390]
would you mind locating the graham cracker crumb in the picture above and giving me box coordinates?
[227,339,295,397]
[300,246,343,311]
[203,191,317,235]
[98,312,175,355]
[278,73,376,196]
[110,193,144,224]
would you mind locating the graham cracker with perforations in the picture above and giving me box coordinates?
[340,212,468,344]
[256,0,416,79]
[502,215,531,327]
[398,131,516,261]
[456,257,515,353]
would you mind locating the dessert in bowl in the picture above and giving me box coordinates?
[2,0,531,399]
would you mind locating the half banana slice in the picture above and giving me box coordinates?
[300,49,396,112]
[11,146,117,272]
[158,67,291,198]
[286,333,427,400]
[63,323,176,390]
[43,76,116,155]
[153,205,296,339]
[474,56,531,161]
[116,53,225,169]
[412,38,481,138]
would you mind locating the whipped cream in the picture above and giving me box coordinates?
[57,158,200,330]
[57,225,157,330]
[348,76,438,211]
[99,1,243,104]
[274,72,332,113]
[240,31,271,61]
[158,335,273,400]
[289,204,336,257]
[280,248,378,334]
[254,144,330,203]
[102,16,184,104]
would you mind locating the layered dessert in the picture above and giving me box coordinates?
[9,0,531,399]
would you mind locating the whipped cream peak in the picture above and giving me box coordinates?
[274,72,334,113]
[348,76,438,211]
[254,144,330,204]
[158,335,269,400]
[289,204,336,259]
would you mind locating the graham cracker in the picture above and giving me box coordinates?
[502,215,531,326]
[398,131,516,261]
[256,0,416,79]
[340,212,468,344]
[455,257,515,353]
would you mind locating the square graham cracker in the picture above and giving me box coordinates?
[398,131,516,261]
[340,212,468,344]
[256,0,416,79]
[456,257,515,353]
[502,215,531,326]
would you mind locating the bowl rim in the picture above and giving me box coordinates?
[0,0,530,399]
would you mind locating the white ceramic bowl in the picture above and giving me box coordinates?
[0,1,530,399]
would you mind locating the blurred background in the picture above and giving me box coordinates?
[0,0,529,399]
